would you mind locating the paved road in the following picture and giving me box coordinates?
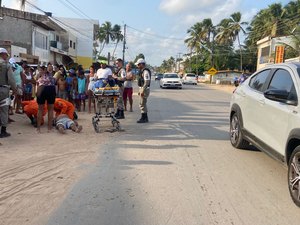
[48,82,300,225]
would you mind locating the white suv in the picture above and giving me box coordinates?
[182,73,197,85]
[229,62,300,207]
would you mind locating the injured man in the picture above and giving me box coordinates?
[55,114,82,134]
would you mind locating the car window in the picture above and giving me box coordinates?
[249,69,270,92]
[268,69,297,102]
[186,74,196,77]
[164,74,178,78]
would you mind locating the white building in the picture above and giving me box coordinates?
[55,17,99,69]
[256,35,300,70]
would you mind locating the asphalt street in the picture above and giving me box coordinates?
[47,81,300,225]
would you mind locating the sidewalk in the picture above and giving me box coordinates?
[203,83,236,94]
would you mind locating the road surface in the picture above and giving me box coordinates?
[47,82,300,225]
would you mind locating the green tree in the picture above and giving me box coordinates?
[97,22,123,57]
[112,24,124,58]
[228,12,248,71]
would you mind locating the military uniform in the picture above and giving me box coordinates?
[137,67,151,123]
[0,58,16,137]
[114,64,126,119]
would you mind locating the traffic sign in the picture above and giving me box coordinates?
[207,67,218,75]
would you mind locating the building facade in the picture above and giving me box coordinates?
[0,7,76,66]
[55,17,99,69]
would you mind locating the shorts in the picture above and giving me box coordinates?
[123,87,133,99]
[16,85,23,96]
[56,117,74,129]
[24,84,32,94]
[77,93,86,100]
[36,85,56,105]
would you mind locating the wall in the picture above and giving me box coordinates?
[0,15,32,53]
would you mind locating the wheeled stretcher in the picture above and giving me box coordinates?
[92,86,122,132]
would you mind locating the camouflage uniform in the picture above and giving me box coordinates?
[0,58,16,137]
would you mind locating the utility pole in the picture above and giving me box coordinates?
[122,24,126,65]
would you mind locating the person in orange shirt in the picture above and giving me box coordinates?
[54,98,75,120]
[22,100,47,127]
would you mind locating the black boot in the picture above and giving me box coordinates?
[116,110,125,119]
[137,113,148,123]
[144,113,149,122]
[0,126,11,138]
[114,109,120,118]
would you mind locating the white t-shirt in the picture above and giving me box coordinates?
[96,67,112,79]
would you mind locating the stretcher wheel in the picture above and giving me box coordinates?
[112,120,122,131]
[92,116,100,133]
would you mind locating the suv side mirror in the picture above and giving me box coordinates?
[264,89,297,106]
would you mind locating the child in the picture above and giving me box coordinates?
[57,74,67,100]
[55,114,82,134]
[77,70,87,111]
[86,66,96,113]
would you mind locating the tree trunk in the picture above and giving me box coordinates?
[237,34,243,72]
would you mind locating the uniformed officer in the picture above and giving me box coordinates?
[135,58,151,123]
[113,58,126,119]
[0,48,16,138]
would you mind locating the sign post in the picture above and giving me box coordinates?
[207,67,218,83]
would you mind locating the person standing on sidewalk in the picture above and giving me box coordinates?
[123,62,134,112]
[0,48,17,138]
[113,58,126,119]
[135,58,151,123]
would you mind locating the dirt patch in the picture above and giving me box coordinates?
[0,111,116,225]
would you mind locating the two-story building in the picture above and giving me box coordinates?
[0,7,77,66]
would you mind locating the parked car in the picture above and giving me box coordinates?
[182,73,197,85]
[197,74,206,83]
[160,73,182,89]
[155,73,163,81]
[229,62,300,207]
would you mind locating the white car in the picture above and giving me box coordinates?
[229,62,300,207]
[182,73,197,85]
[159,73,182,89]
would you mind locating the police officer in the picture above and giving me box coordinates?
[0,48,16,138]
[113,58,126,119]
[135,58,151,123]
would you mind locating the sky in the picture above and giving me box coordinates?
[2,0,291,66]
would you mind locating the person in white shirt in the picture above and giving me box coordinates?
[96,60,112,80]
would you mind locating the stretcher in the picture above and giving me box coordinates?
[92,86,122,133]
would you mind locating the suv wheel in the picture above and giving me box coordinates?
[230,113,249,149]
[288,146,300,207]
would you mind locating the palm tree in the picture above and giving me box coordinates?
[228,12,248,71]
[20,0,26,11]
[97,21,114,55]
[185,22,203,53]
[111,24,123,58]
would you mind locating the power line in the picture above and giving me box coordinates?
[25,0,95,41]
[56,0,96,26]
[126,25,185,41]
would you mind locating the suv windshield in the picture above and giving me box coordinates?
[164,74,178,78]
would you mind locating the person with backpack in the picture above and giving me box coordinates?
[135,58,151,123]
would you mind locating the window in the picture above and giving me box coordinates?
[249,69,270,92]
[73,42,76,49]
[268,69,297,102]
[260,46,270,64]
[56,35,60,42]
[35,31,48,50]
[70,40,73,48]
